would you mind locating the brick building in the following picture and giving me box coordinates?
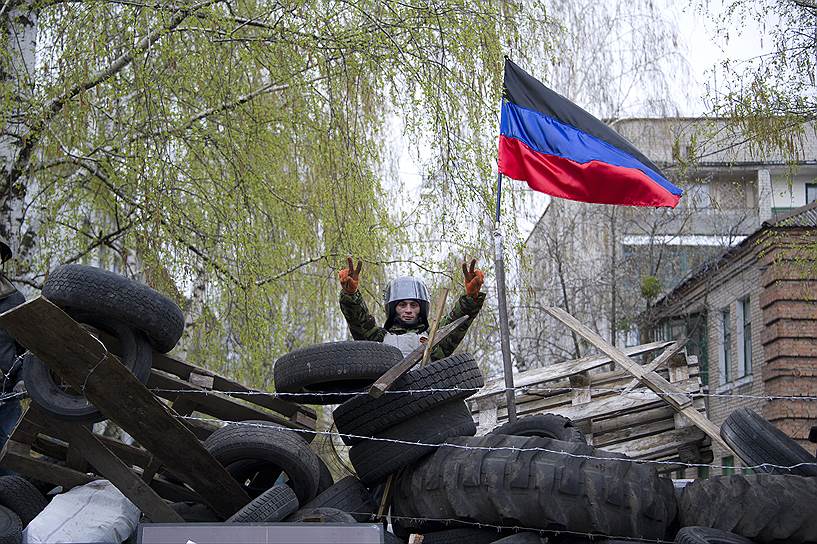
[649,201,817,476]
[518,117,817,370]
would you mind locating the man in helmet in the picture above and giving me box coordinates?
[0,236,25,463]
[338,257,485,359]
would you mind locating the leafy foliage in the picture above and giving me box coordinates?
[0,0,551,383]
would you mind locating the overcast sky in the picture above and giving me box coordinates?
[390,1,775,249]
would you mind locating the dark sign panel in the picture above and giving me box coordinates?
[138,523,383,544]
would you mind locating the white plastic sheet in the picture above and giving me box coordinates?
[24,479,140,543]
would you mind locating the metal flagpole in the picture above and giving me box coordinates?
[493,171,517,423]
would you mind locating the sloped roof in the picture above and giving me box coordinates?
[765,199,817,228]
[653,200,817,310]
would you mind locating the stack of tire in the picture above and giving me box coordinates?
[0,476,48,544]
[671,407,817,544]
[24,264,185,423]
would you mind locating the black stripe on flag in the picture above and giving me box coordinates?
[503,58,667,177]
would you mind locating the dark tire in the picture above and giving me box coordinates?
[226,485,299,523]
[679,474,817,543]
[421,528,503,544]
[316,456,334,494]
[489,414,586,444]
[287,507,357,523]
[720,408,817,477]
[348,401,477,486]
[675,527,757,544]
[274,342,402,404]
[333,353,484,445]
[300,476,376,522]
[22,319,152,422]
[169,502,221,522]
[42,264,184,353]
[393,434,676,540]
[0,476,47,527]
[204,420,320,504]
[0,505,21,544]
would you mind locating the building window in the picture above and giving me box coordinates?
[697,465,709,479]
[807,183,817,205]
[737,297,752,378]
[722,455,735,476]
[719,308,731,384]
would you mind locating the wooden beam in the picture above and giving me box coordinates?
[98,329,316,427]
[0,296,250,518]
[62,424,184,523]
[544,306,735,454]
[149,370,292,427]
[151,351,316,425]
[1,441,97,488]
[369,315,469,397]
[620,339,688,395]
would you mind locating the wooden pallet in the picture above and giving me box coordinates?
[469,341,714,474]
[0,296,317,520]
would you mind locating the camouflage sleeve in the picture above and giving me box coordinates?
[339,290,387,342]
[433,291,486,359]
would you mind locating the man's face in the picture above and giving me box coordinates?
[395,299,421,325]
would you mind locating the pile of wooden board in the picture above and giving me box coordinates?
[469,341,713,473]
[0,297,316,522]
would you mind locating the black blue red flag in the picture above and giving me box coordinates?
[498,59,682,207]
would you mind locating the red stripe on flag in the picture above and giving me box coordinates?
[498,135,680,208]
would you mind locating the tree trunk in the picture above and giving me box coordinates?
[0,1,38,267]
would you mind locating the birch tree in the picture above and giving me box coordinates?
[0,0,552,383]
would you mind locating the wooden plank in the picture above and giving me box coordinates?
[421,288,449,367]
[149,370,291,427]
[480,375,703,422]
[670,354,693,383]
[474,397,498,432]
[189,372,214,389]
[472,341,673,400]
[151,351,316,424]
[593,418,678,448]
[590,405,676,435]
[601,427,707,459]
[489,379,706,431]
[62,423,184,522]
[0,297,251,518]
[570,372,592,405]
[369,315,469,397]
[1,441,97,488]
[544,306,735,454]
[620,339,687,395]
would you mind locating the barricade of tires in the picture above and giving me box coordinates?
[13,265,816,543]
[261,342,817,544]
[23,264,185,423]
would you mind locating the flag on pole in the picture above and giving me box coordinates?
[498,58,682,208]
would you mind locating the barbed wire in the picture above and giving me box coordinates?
[178,416,817,473]
[146,384,817,403]
[345,510,673,544]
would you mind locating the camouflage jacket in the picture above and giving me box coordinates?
[339,290,486,360]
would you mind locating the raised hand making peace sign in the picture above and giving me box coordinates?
[462,258,484,301]
[339,256,363,294]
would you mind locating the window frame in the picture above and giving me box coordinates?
[806,182,817,205]
[719,307,731,384]
[737,297,752,378]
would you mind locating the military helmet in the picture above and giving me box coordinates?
[0,236,11,263]
[383,276,430,329]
